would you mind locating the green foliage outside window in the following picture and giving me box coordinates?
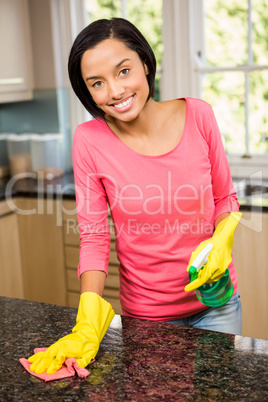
[204,0,268,154]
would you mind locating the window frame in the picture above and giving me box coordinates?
[161,0,268,179]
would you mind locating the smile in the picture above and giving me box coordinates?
[113,96,134,109]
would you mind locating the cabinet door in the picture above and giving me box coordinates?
[0,201,24,298]
[0,0,33,102]
[16,198,66,305]
[233,212,268,340]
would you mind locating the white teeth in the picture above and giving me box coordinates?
[113,96,133,109]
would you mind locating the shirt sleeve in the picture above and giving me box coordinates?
[202,103,240,220]
[72,125,110,279]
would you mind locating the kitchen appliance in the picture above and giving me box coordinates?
[7,134,32,176]
[30,134,64,179]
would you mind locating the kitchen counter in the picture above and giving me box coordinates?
[0,173,268,211]
[1,296,268,401]
[0,173,76,201]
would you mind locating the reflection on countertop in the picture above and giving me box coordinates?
[1,173,268,211]
[1,296,267,401]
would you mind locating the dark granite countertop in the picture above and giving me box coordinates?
[1,296,268,401]
[0,173,268,211]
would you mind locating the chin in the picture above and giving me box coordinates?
[118,112,139,122]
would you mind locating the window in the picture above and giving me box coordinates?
[200,0,268,156]
[162,0,268,178]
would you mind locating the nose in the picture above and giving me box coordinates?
[108,80,125,100]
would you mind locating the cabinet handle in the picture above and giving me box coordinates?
[0,78,24,85]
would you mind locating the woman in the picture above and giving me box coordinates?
[29,18,242,375]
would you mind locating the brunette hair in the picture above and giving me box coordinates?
[68,18,156,120]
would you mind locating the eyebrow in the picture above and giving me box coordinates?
[85,58,131,81]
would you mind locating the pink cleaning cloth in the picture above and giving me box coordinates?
[20,348,92,382]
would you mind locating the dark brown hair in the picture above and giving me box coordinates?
[68,18,156,120]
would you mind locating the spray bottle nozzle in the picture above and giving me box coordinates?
[189,243,213,275]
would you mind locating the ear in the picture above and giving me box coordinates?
[144,63,149,75]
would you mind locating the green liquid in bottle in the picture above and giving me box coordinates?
[189,268,233,308]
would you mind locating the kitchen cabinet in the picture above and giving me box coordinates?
[62,200,122,314]
[28,0,56,90]
[233,211,268,340]
[0,200,24,298]
[15,197,66,305]
[0,0,33,102]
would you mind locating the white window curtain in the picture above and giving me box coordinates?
[50,0,89,139]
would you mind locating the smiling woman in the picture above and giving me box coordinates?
[68,18,156,121]
[80,39,150,122]
[28,17,242,377]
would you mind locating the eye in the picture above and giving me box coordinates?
[92,81,103,88]
[119,68,129,76]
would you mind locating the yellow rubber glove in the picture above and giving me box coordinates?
[28,292,115,374]
[185,211,242,292]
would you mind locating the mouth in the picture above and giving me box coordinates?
[110,95,135,112]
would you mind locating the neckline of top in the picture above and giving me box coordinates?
[100,97,189,159]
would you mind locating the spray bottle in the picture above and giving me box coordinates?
[188,243,233,307]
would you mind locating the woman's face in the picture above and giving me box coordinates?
[80,38,150,122]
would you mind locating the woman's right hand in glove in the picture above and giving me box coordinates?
[28,292,115,374]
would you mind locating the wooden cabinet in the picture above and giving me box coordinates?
[233,211,268,340]
[0,201,24,298]
[0,0,33,102]
[62,200,122,314]
[0,196,121,312]
[15,197,66,305]
[28,0,56,90]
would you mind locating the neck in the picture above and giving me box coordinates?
[107,98,158,139]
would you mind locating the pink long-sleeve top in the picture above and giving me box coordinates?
[72,97,240,321]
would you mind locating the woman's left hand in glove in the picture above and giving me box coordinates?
[184,211,242,292]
